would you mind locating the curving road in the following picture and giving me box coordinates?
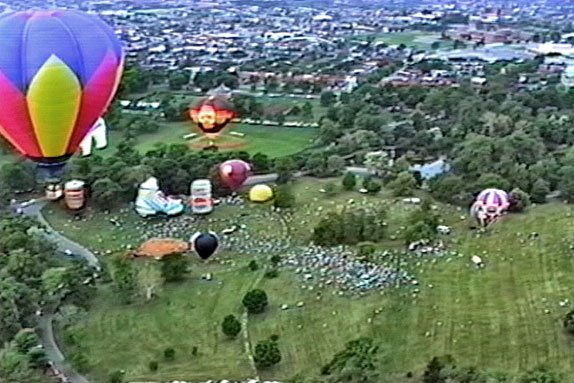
[14,199,96,383]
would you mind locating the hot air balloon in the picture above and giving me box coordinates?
[249,184,274,203]
[470,188,510,227]
[189,96,235,141]
[191,231,219,260]
[0,10,123,177]
[219,159,252,190]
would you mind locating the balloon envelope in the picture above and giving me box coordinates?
[249,184,274,202]
[189,96,234,139]
[219,159,251,190]
[191,232,219,260]
[0,10,123,167]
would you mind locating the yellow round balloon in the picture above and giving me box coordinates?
[249,184,274,203]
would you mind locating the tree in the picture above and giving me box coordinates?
[12,329,38,354]
[387,171,417,196]
[273,185,296,208]
[423,356,453,383]
[301,101,314,120]
[519,365,562,383]
[137,263,164,301]
[531,178,550,204]
[163,347,175,361]
[564,310,574,335]
[327,155,345,175]
[321,337,382,383]
[109,370,125,383]
[509,188,530,212]
[242,289,268,314]
[221,314,242,338]
[160,253,189,282]
[168,72,189,90]
[253,339,281,369]
[342,172,357,191]
[91,178,123,211]
[431,41,441,50]
[274,157,296,184]
[0,162,36,192]
[320,91,337,107]
[110,255,137,304]
[558,166,574,202]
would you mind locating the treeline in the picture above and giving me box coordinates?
[0,215,96,382]
[289,337,564,383]
[0,141,299,211]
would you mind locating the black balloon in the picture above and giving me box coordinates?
[191,232,219,260]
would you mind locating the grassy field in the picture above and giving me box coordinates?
[44,178,574,382]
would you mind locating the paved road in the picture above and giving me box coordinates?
[14,199,96,383]
[18,200,99,268]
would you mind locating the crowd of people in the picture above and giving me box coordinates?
[281,245,415,292]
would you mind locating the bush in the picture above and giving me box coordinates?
[264,269,279,279]
[163,347,175,360]
[109,370,125,383]
[564,310,574,334]
[342,172,356,191]
[270,254,282,266]
[254,339,282,369]
[270,334,280,342]
[509,188,530,212]
[242,289,269,314]
[148,360,158,371]
[192,346,198,356]
[248,260,259,271]
[222,314,242,338]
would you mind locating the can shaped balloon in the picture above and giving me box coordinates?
[189,96,235,140]
[219,160,252,190]
[190,179,213,214]
[0,10,123,172]
[64,180,85,210]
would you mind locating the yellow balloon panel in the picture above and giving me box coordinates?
[26,55,81,157]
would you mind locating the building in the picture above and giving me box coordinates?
[562,65,574,88]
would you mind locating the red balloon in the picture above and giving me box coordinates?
[219,160,252,190]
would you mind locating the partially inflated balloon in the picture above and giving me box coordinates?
[189,96,235,140]
[191,232,219,260]
[219,160,252,190]
[0,10,123,170]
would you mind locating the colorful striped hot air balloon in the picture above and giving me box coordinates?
[0,10,123,173]
[470,188,510,227]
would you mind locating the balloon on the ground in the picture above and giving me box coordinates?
[191,231,219,260]
[64,180,86,210]
[135,177,184,218]
[79,118,108,156]
[470,188,510,227]
[190,179,213,214]
[249,184,274,203]
[0,10,123,171]
[219,159,252,190]
[189,96,235,140]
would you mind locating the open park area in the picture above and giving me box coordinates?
[42,177,574,383]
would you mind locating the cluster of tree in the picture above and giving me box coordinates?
[403,199,441,244]
[0,215,95,382]
[307,58,574,207]
[312,207,387,246]
[253,336,282,369]
[109,253,189,305]
[289,341,564,383]
[423,355,563,383]
[231,94,315,122]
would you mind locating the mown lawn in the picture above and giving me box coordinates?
[45,178,574,382]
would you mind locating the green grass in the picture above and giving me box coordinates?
[45,178,574,382]
[134,123,317,158]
